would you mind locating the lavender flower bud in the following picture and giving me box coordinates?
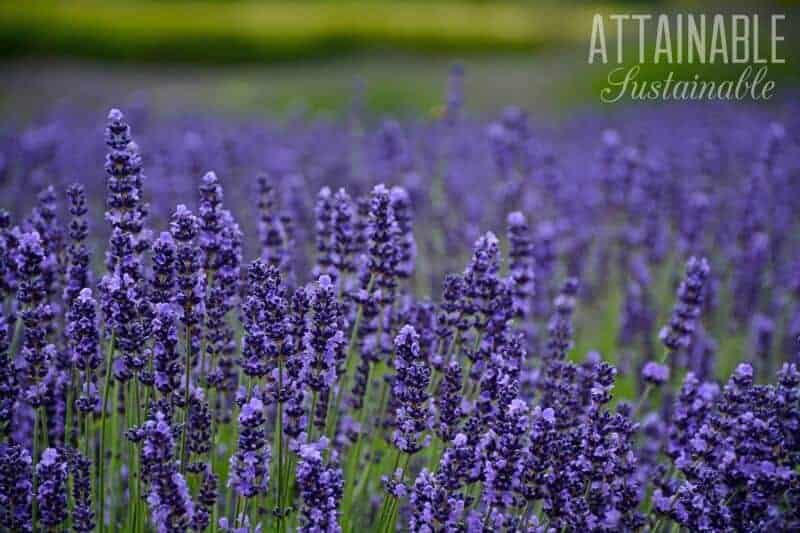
[660,257,710,352]
[391,325,433,455]
[296,438,343,533]
[36,447,69,528]
[0,444,33,532]
[641,361,670,386]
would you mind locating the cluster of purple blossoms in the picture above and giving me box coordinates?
[104,108,149,255]
[171,204,204,358]
[391,325,433,455]
[16,231,52,405]
[365,183,400,303]
[0,311,18,433]
[64,183,91,306]
[228,397,271,499]
[151,232,177,305]
[506,211,535,321]
[36,447,69,528]
[240,260,286,380]
[654,362,800,531]
[0,443,33,532]
[139,411,195,532]
[68,448,95,533]
[659,256,711,353]
[295,438,343,533]
[67,288,101,413]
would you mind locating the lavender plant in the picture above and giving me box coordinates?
[0,70,799,533]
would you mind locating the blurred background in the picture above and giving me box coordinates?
[1,0,798,122]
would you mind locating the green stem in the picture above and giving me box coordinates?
[180,324,192,473]
[32,408,40,528]
[275,356,284,533]
[8,316,22,357]
[308,391,318,442]
[64,367,76,447]
[97,334,115,533]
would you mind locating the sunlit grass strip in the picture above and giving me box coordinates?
[0,1,612,63]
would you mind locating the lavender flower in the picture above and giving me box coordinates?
[36,447,69,528]
[314,187,335,279]
[63,183,90,306]
[332,188,357,284]
[507,211,535,320]
[68,449,95,533]
[140,411,195,532]
[435,360,463,442]
[390,185,415,280]
[171,204,204,339]
[16,231,51,403]
[228,397,271,498]
[0,444,33,532]
[659,257,710,352]
[0,311,18,433]
[302,275,345,393]
[366,184,400,303]
[296,438,343,533]
[256,174,290,272]
[104,108,149,271]
[67,288,101,413]
[151,232,177,305]
[240,260,286,380]
[391,325,433,455]
[641,361,669,386]
[545,278,579,363]
[409,467,465,532]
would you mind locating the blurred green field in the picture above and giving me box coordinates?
[0,1,610,64]
[2,0,798,119]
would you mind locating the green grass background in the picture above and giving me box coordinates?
[1,1,797,117]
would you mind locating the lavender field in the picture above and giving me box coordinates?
[0,67,799,533]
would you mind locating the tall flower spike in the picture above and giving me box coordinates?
[390,186,416,280]
[151,303,182,396]
[391,325,433,455]
[104,108,149,272]
[296,438,343,533]
[332,188,357,284]
[228,397,271,499]
[0,209,16,305]
[0,311,18,434]
[207,210,243,393]
[366,184,400,304]
[16,231,51,404]
[545,277,579,363]
[36,447,69,528]
[256,173,290,272]
[27,185,63,308]
[67,288,101,414]
[314,186,335,280]
[64,183,90,307]
[170,204,204,366]
[151,232,177,305]
[435,360,463,442]
[68,448,95,533]
[140,411,195,531]
[507,211,535,320]
[302,274,344,392]
[0,443,33,532]
[198,170,224,270]
[659,256,710,352]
